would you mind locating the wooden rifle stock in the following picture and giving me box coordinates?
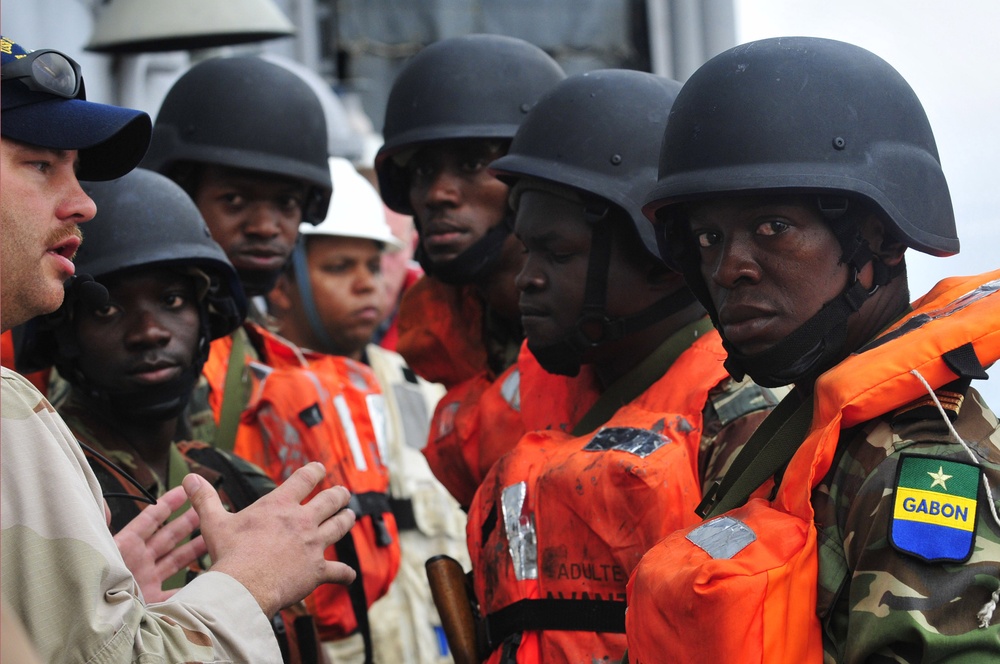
[425,555,480,664]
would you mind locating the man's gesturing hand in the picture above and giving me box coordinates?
[115,485,207,603]
[182,461,357,618]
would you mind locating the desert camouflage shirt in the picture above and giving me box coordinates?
[814,385,1000,662]
[0,367,281,663]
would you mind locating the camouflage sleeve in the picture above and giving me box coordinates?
[815,386,1000,663]
[0,369,282,664]
[699,377,788,494]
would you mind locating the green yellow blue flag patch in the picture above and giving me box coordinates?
[889,455,981,563]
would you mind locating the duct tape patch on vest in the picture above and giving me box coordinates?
[889,454,981,563]
[583,427,669,458]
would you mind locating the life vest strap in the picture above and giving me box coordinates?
[347,491,394,547]
[389,496,417,531]
[481,598,626,652]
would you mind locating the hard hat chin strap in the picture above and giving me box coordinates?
[291,237,347,356]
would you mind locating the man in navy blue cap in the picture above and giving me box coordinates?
[0,35,150,327]
[1,36,359,663]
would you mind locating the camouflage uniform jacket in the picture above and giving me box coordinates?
[809,272,1000,662]
[59,393,275,537]
[815,386,1000,661]
[0,367,282,663]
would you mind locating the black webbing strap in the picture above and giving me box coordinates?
[389,496,418,531]
[334,533,374,664]
[348,491,394,546]
[348,491,392,516]
[272,614,291,663]
[334,491,397,664]
[696,393,815,520]
[292,614,322,664]
[481,598,626,653]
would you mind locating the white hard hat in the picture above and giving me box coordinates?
[300,157,404,250]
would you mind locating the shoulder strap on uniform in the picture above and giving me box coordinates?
[179,442,274,511]
[215,327,249,452]
[696,392,814,520]
[573,317,715,436]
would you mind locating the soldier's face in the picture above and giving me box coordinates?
[73,268,200,393]
[405,140,509,264]
[684,195,850,355]
[514,188,653,350]
[193,165,307,296]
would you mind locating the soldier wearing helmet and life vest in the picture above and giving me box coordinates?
[374,34,566,508]
[626,36,1000,663]
[143,56,400,660]
[141,53,338,445]
[462,68,783,664]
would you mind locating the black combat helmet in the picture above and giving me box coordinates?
[141,55,332,223]
[374,34,567,215]
[493,69,682,262]
[489,70,695,376]
[644,37,958,387]
[74,169,246,339]
[373,34,565,284]
[645,36,956,256]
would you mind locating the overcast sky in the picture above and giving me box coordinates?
[734,0,1000,406]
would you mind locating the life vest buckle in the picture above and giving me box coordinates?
[695,481,721,519]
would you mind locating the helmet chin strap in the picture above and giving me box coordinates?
[416,211,515,285]
[722,273,872,387]
[236,266,283,298]
[81,364,202,424]
[529,213,698,377]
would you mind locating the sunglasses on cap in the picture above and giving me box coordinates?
[1,49,83,99]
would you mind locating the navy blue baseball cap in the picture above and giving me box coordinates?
[1,36,151,181]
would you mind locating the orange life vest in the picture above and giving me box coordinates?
[205,324,401,642]
[201,323,307,427]
[376,264,423,352]
[401,277,529,507]
[625,270,1000,664]
[469,331,731,663]
[0,330,49,395]
[396,276,488,389]
[423,341,600,509]
[517,341,601,435]
[423,364,525,509]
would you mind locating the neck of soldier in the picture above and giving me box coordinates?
[114,415,177,487]
[591,299,706,390]
[77,388,178,485]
